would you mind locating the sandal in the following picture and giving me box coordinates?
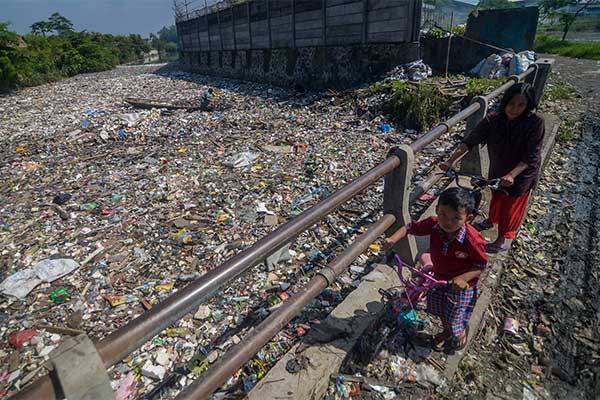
[472,219,494,232]
[447,327,469,353]
[485,243,511,254]
[432,332,451,352]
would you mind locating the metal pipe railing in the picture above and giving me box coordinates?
[10,65,540,400]
[175,214,397,400]
[11,155,401,400]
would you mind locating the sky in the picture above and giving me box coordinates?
[1,0,177,37]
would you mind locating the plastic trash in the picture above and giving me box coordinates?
[379,123,391,133]
[115,372,137,400]
[33,258,79,283]
[8,329,38,349]
[223,152,260,168]
[0,269,42,299]
[49,287,71,303]
[509,51,536,75]
[479,54,503,79]
[469,58,486,76]
[404,59,432,81]
[0,258,79,299]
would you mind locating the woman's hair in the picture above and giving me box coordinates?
[438,187,480,215]
[499,82,537,117]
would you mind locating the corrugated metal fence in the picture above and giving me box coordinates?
[176,0,422,51]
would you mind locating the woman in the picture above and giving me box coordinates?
[441,83,545,253]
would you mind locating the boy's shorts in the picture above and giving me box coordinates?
[427,285,478,337]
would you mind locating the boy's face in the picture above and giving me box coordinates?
[435,204,473,234]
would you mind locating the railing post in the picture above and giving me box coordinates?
[460,96,489,176]
[383,146,418,263]
[529,59,554,107]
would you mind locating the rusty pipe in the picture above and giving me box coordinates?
[175,214,396,400]
[10,157,401,400]
[410,102,480,153]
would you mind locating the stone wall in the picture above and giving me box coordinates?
[179,43,419,89]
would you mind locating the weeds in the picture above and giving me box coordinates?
[558,117,579,143]
[542,83,578,104]
[535,35,600,61]
[386,81,453,130]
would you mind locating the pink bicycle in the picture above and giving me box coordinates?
[380,254,449,328]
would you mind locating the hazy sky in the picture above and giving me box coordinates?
[2,0,480,37]
[1,0,177,37]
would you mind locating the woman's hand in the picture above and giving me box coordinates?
[500,174,515,187]
[382,238,396,251]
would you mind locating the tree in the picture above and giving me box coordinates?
[30,21,53,37]
[540,0,600,40]
[0,22,19,49]
[48,12,74,35]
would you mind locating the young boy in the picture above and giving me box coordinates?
[200,88,214,110]
[383,187,488,351]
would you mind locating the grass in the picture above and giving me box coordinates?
[534,35,600,61]
[558,117,579,143]
[541,82,578,104]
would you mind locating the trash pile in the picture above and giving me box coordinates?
[469,51,536,79]
[386,59,433,82]
[0,63,465,398]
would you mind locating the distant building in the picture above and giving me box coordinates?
[143,50,160,64]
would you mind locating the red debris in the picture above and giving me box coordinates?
[8,329,38,349]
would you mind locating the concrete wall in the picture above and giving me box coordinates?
[176,0,421,89]
[180,43,419,89]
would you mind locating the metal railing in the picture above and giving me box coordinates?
[11,63,551,400]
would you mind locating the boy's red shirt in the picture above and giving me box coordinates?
[407,216,488,286]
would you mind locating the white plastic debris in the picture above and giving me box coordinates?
[223,151,260,168]
[0,258,79,299]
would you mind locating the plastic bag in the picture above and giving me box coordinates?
[0,258,79,299]
[223,152,260,168]
[468,58,486,76]
[479,54,503,78]
[509,51,536,75]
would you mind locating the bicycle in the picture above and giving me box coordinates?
[444,166,506,192]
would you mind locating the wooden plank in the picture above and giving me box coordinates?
[369,0,409,10]
[296,37,323,46]
[326,33,363,45]
[296,28,323,40]
[367,5,408,21]
[327,0,361,5]
[295,0,323,13]
[271,15,293,27]
[368,18,409,33]
[272,38,293,48]
[327,12,363,26]
[295,9,322,21]
[367,30,408,42]
[326,1,363,17]
[327,23,362,37]
[296,18,324,31]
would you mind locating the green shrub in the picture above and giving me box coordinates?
[386,81,453,130]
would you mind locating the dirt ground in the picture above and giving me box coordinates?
[446,56,600,399]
